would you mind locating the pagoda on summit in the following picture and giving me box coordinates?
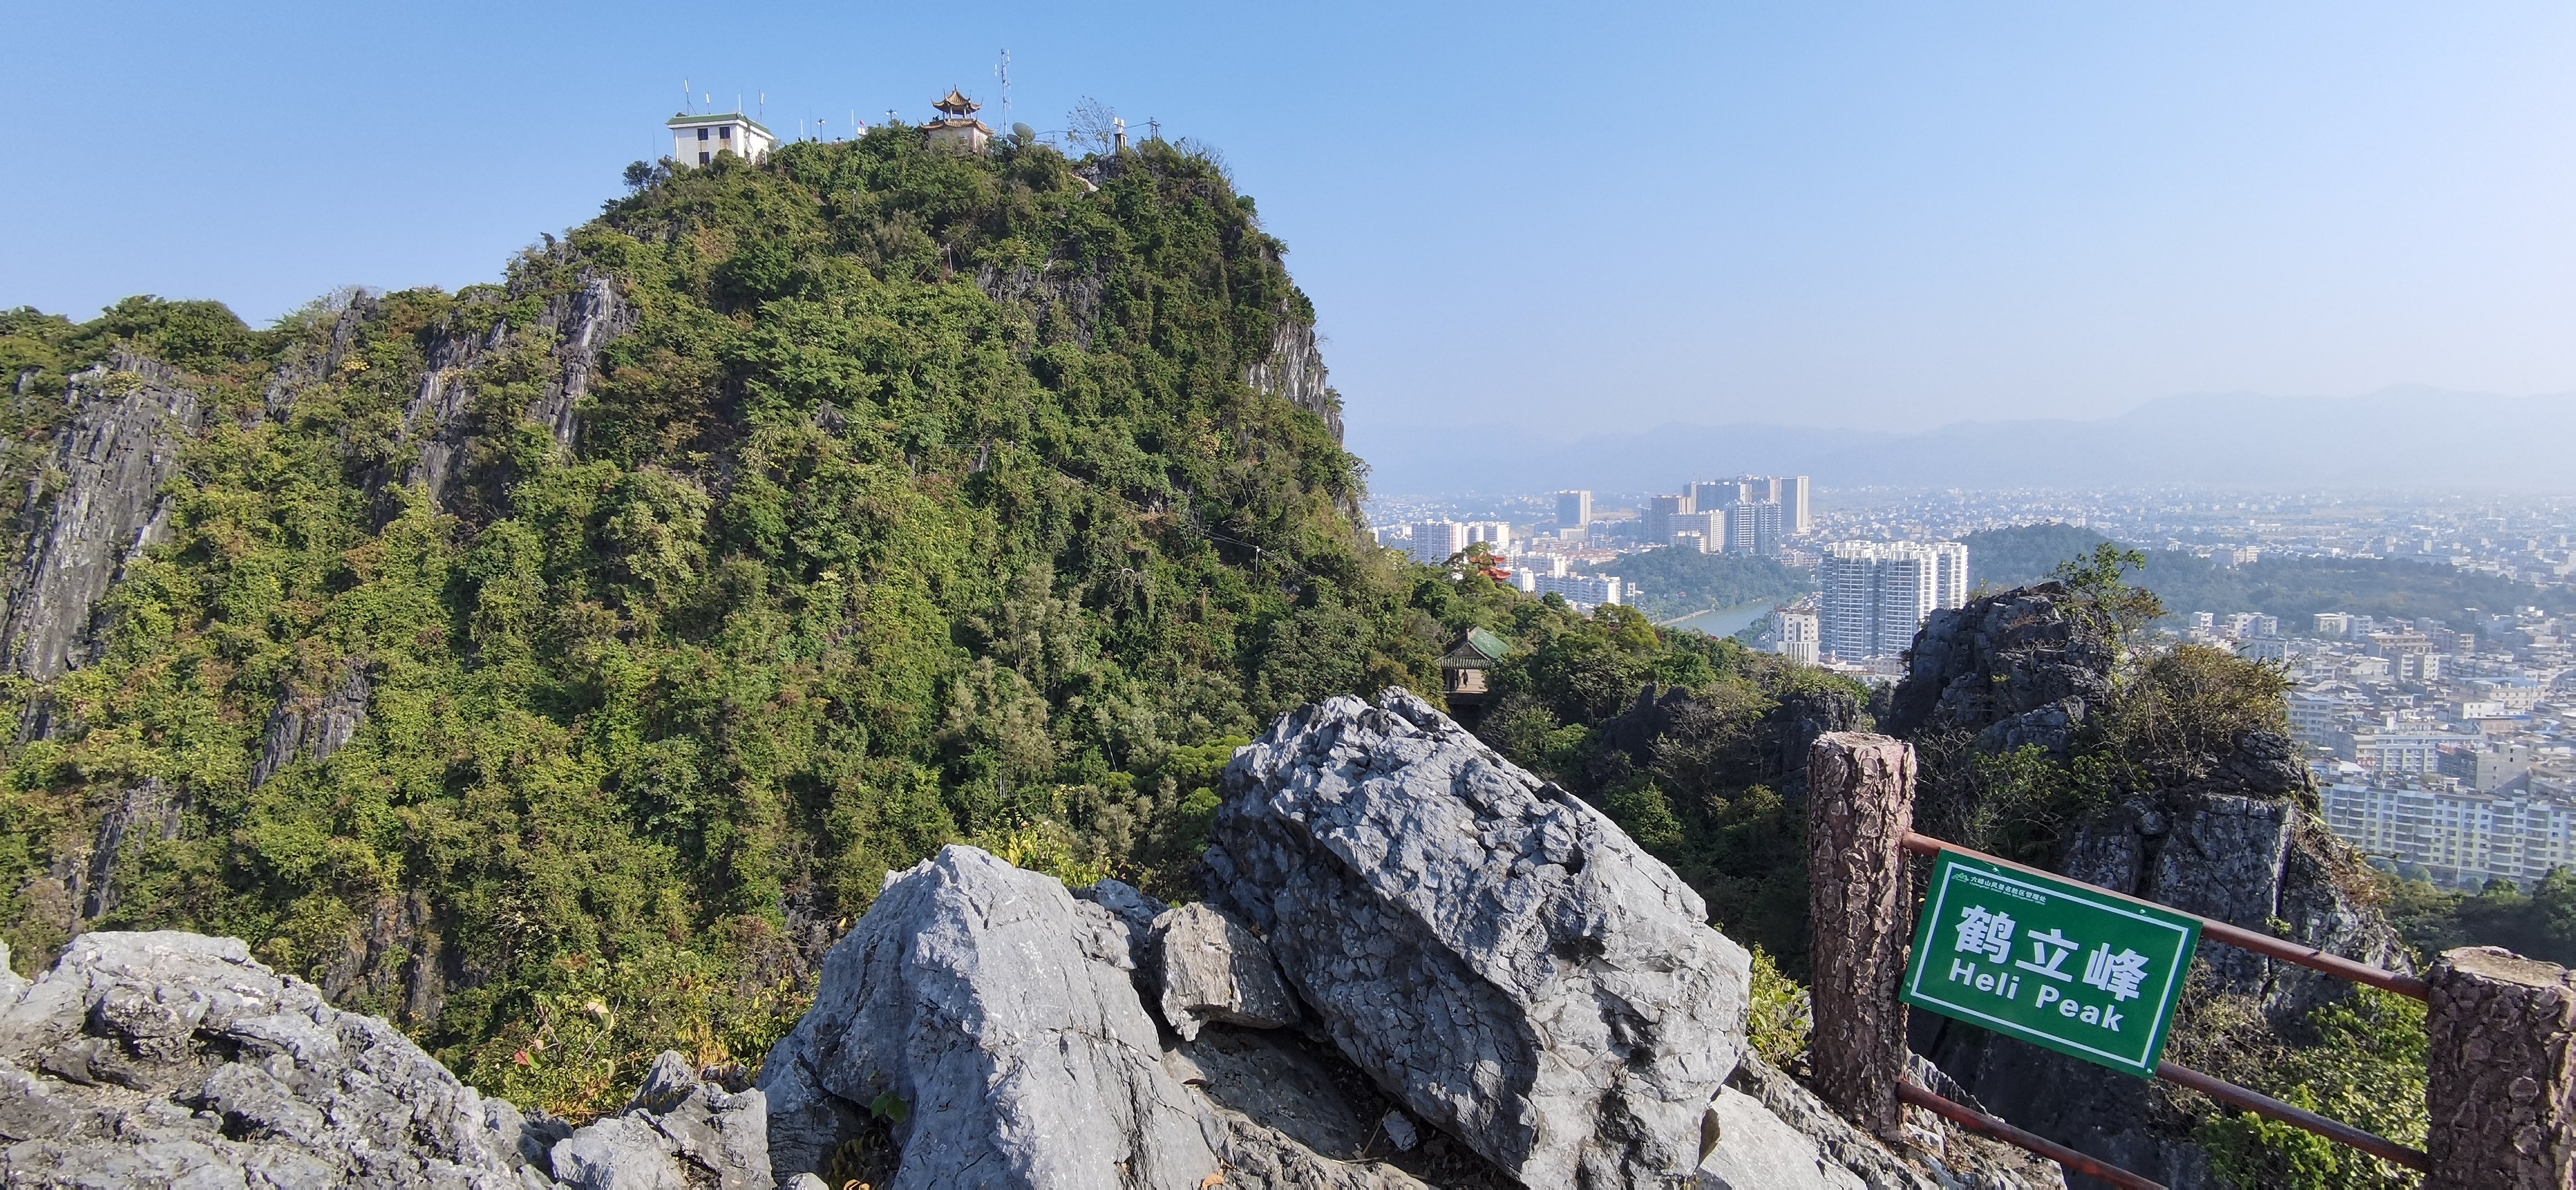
[925,88,992,153]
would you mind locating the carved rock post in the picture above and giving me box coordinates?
[2426,946,2576,1189]
[1806,731,1916,1138]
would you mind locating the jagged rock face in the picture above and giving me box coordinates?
[1152,901,1299,1041]
[1885,583,2115,762]
[1244,313,1343,446]
[396,272,633,511]
[550,1050,770,1189]
[1201,688,1753,1190]
[0,353,203,682]
[250,664,371,789]
[263,293,376,419]
[758,844,1221,1188]
[0,931,557,1187]
[0,931,775,1188]
[978,262,1106,351]
[1892,584,2403,1190]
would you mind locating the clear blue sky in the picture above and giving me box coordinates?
[7,2,2574,454]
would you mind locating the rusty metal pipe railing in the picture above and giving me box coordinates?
[1899,832,2429,1000]
[2155,1061,2429,1171]
[1898,1081,2165,1189]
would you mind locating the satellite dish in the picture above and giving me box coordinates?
[1012,122,1035,141]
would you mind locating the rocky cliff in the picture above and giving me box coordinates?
[0,931,768,1188]
[1892,584,2406,1188]
[0,352,202,684]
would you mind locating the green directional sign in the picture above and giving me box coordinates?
[1901,850,2200,1078]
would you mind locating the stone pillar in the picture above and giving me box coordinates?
[2426,946,2576,1189]
[1806,731,1916,1138]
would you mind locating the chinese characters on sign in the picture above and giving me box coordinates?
[1902,851,2200,1078]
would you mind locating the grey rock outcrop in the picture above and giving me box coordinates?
[1201,688,1753,1189]
[249,663,372,789]
[525,273,632,454]
[0,931,558,1187]
[395,272,633,511]
[1170,1027,1430,1190]
[978,262,1106,351]
[552,1050,770,1189]
[262,291,376,419]
[758,844,1220,1188]
[0,353,203,682]
[1244,311,1343,446]
[1885,584,2115,780]
[1696,1085,1865,1190]
[1152,901,1298,1041]
[77,777,184,921]
[1893,583,2405,1189]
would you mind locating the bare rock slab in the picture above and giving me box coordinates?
[1200,688,1754,1189]
[0,931,556,1187]
[757,844,1220,1189]
[1153,901,1299,1041]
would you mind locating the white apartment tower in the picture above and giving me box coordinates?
[1820,541,1970,660]
[1789,475,1811,533]
[1408,521,1470,565]
[1775,606,1820,665]
[669,112,776,167]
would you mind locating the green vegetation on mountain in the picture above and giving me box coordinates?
[0,131,1875,1123]
[0,131,1474,1117]
[1963,522,2576,628]
[1598,549,1810,622]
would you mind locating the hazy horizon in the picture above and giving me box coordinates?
[8,2,2576,449]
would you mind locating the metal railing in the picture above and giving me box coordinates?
[1899,830,2430,1180]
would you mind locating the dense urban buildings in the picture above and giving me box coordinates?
[1819,541,1970,660]
[1366,487,2575,890]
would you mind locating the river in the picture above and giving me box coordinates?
[1661,599,1774,639]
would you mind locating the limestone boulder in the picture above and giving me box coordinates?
[552,1050,770,1189]
[1200,688,1754,1189]
[0,931,557,1187]
[1152,901,1299,1041]
[756,844,1220,1188]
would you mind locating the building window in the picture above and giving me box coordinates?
[698,128,709,141]
[698,151,711,166]
[719,126,732,140]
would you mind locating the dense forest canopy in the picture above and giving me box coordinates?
[1599,549,1811,622]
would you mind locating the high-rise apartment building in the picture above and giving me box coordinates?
[1931,541,1968,609]
[1787,476,1810,533]
[1530,573,1623,608]
[1408,521,1469,565]
[1724,501,1784,557]
[1461,521,1513,553]
[2324,782,2576,886]
[1646,493,1694,544]
[1692,480,1750,508]
[1774,605,1819,665]
[1672,510,1723,549]
[1819,541,1970,660]
[1556,490,1593,528]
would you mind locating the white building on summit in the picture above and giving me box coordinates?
[669,112,776,168]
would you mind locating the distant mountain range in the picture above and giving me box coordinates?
[1351,386,2576,496]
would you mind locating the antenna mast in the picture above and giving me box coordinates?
[995,49,1012,125]
[682,79,689,112]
